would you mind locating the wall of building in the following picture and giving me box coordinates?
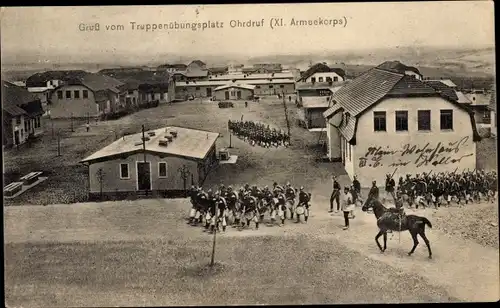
[471,106,491,125]
[214,87,254,100]
[352,96,477,187]
[88,152,200,194]
[306,72,344,83]
[326,112,343,160]
[49,85,99,118]
[340,135,355,178]
[124,89,139,108]
[491,110,497,136]
[8,115,28,146]
[254,83,295,95]
[306,108,329,128]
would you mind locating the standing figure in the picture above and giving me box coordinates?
[342,186,355,230]
[330,176,341,213]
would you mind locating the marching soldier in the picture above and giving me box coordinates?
[330,176,341,213]
[352,175,361,204]
[285,182,297,219]
[297,186,311,223]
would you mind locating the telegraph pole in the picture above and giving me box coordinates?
[71,113,74,132]
[227,120,232,148]
[282,91,291,145]
[210,199,218,267]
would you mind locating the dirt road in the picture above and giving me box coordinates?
[4,200,499,303]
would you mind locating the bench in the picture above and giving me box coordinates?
[4,182,23,197]
[20,171,43,186]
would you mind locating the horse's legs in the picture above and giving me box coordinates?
[419,230,433,259]
[375,230,385,252]
[408,231,419,256]
[383,232,387,251]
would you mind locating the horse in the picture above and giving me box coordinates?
[362,197,433,259]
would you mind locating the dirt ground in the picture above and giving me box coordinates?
[4,199,498,306]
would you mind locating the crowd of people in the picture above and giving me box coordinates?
[228,120,290,148]
[187,183,312,233]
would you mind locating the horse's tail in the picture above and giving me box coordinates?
[420,217,433,229]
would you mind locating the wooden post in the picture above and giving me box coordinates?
[142,125,146,162]
[57,130,61,156]
[71,113,74,132]
[282,91,291,145]
[210,200,217,267]
[228,121,232,148]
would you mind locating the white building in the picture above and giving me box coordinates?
[323,65,481,187]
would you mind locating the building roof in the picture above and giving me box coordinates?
[176,79,295,87]
[301,96,332,109]
[25,70,88,87]
[77,73,124,92]
[208,72,295,81]
[419,80,458,101]
[427,79,457,88]
[455,91,472,104]
[208,67,229,74]
[465,93,492,106]
[80,126,220,164]
[376,61,421,76]
[98,67,145,75]
[323,67,480,143]
[214,83,256,91]
[173,69,209,78]
[2,81,39,116]
[297,63,346,82]
[157,63,187,71]
[20,100,44,117]
[296,81,349,91]
[189,60,206,67]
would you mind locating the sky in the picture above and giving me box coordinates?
[0,2,495,64]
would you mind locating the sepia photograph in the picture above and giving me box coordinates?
[1,2,498,306]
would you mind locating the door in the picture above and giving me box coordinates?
[14,131,20,145]
[225,91,230,100]
[237,91,242,99]
[206,88,212,97]
[137,162,151,191]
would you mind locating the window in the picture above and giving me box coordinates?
[120,163,130,179]
[319,90,331,96]
[483,110,491,122]
[57,91,63,99]
[195,87,200,90]
[311,77,316,83]
[395,111,408,131]
[16,116,21,125]
[142,93,147,100]
[161,92,165,99]
[128,90,134,95]
[255,85,260,89]
[326,77,332,82]
[269,85,273,89]
[333,77,339,82]
[440,110,453,130]
[158,162,167,178]
[65,91,71,99]
[74,90,80,99]
[373,111,386,132]
[280,85,284,88]
[418,110,431,131]
[83,90,89,99]
[319,77,324,82]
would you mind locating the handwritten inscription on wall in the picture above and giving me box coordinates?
[358,136,474,169]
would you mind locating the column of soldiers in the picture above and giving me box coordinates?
[186,182,312,233]
[364,170,498,209]
[228,120,290,148]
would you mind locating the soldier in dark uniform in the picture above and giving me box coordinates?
[298,186,311,222]
[330,176,341,213]
[285,182,297,219]
[352,175,361,204]
[216,193,228,232]
[385,174,396,203]
[368,180,380,201]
